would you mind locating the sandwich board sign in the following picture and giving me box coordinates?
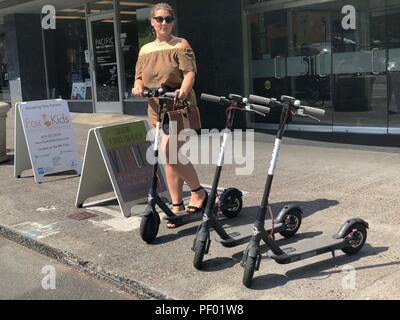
[75,120,167,218]
[14,99,81,183]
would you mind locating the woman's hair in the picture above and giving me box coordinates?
[150,2,175,18]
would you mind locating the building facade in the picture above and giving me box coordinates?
[1,0,400,134]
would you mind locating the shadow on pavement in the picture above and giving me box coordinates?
[200,231,324,272]
[151,198,338,245]
[250,244,390,290]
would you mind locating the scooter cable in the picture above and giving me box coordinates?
[268,205,275,240]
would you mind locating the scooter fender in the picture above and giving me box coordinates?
[246,242,261,259]
[143,204,157,218]
[274,204,303,223]
[196,221,210,242]
[333,218,369,239]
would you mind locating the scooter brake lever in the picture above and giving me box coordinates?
[297,112,321,122]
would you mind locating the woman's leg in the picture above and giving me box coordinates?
[161,134,207,213]
[160,135,185,213]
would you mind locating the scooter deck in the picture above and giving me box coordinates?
[163,210,203,225]
[268,234,344,264]
[219,220,284,248]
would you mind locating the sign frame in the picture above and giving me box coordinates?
[14,99,81,183]
[75,120,168,218]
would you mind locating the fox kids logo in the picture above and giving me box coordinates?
[24,113,70,129]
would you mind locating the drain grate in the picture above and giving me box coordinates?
[68,211,98,221]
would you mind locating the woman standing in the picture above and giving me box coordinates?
[132,3,207,228]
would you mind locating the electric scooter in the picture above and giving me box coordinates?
[240,94,369,288]
[192,93,304,270]
[139,87,244,243]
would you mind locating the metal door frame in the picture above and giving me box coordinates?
[87,11,123,114]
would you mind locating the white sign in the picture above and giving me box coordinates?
[14,99,81,183]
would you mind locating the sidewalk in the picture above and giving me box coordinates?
[1,106,400,299]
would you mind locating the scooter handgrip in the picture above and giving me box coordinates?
[248,94,271,106]
[302,106,326,118]
[164,92,176,98]
[250,104,271,114]
[201,93,224,103]
[201,93,231,106]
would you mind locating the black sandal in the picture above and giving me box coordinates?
[186,186,208,214]
[167,201,185,229]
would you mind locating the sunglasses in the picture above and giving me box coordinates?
[153,16,174,24]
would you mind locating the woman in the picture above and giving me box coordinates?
[132,3,207,228]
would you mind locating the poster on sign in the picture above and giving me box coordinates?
[14,99,81,183]
[75,120,167,217]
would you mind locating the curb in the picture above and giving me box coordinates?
[0,224,172,300]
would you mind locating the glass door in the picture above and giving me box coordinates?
[330,0,387,133]
[88,12,123,114]
[287,8,333,130]
[386,0,400,133]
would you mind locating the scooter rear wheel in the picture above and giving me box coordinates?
[341,223,367,254]
[220,188,243,218]
[242,256,257,288]
[139,207,160,244]
[279,208,302,238]
[193,240,207,270]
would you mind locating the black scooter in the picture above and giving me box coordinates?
[192,93,303,270]
[140,88,244,243]
[240,94,368,288]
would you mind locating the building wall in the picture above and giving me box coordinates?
[176,0,245,129]
[5,14,47,104]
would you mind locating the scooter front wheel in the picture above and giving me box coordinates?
[279,208,302,238]
[341,223,367,254]
[139,207,160,244]
[242,255,257,288]
[193,239,207,270]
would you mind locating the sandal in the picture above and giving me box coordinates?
[166,201,185,229]
[186,186,208,214]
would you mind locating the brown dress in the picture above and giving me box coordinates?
[135,46,199,129]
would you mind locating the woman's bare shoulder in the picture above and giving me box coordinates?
[138,42,154,56]
[174,37,192,49]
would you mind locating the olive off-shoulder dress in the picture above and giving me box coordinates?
[135,47,200,129]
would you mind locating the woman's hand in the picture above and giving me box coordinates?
[174,89,187,101]
[132,84,144,97]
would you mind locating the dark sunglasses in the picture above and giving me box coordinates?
[153,16,174,24]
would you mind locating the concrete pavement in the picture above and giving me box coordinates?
[0,237,135,300]
[1,106,400,299]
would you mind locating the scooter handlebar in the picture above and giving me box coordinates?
[248,94,271,106]
[300,105,326,118]
[201,93,231,106]
[248,94,284,108]
[248,103,271,115]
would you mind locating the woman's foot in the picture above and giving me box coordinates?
[167,201,185,229]
[186,186,208,214]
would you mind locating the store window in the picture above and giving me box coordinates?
[118,1,153,97]
[0,31,10,102]
[43,5,90,101]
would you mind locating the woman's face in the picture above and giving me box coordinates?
[151,9,174,37]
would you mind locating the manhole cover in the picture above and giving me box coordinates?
[68,211,98,221]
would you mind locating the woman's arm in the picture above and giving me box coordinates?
[176,38,196,100]
[132,79,144,97]
[177,70,195,100]
[132,46,146,97]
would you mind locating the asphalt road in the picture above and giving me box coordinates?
[0,236,135,300]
